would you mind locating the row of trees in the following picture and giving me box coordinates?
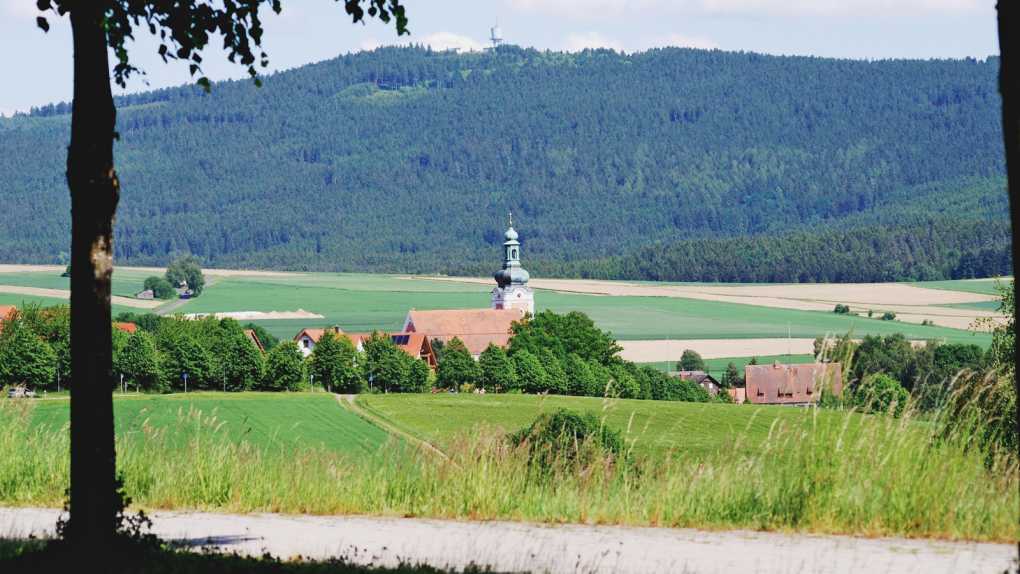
[0,305,416,393]
[1,306,718,404]
[429,311,719,402]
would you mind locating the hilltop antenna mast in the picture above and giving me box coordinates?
[489,23,504,49]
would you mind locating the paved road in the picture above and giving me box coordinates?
[1,508,1014,573]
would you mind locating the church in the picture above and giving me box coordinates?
[402,217,535,358]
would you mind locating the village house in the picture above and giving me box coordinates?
[244,329,265,353]
[745,362,843,405]
[293,326,437,368]
[402,308,524,359]
[677,370,721,395]
[113,322,138,334]
[0,305,16,334]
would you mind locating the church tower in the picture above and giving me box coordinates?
[491,214,535,314]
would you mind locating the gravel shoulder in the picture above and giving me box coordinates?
[1,507,1013,573]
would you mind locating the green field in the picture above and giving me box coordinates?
[0,269,996,347]
[641,354,817,376]
[29,392,391,456]
[0,269,153,298]
[161,273,992,346]
[357,393,868,458]
[911,277,1011,296]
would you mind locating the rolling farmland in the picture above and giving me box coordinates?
[0,265,1003,361]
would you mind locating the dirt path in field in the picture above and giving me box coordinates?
[410,276,1004,330]
[2,508,1011,573]
[334,394,449,460]
[0,285,161,309]
[618,338,820,363]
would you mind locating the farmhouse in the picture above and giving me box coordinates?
[244,329,265,353]
[677,370,720,395]
[745,362,843,405]
[294,326,344,357]
[293,326,437,367]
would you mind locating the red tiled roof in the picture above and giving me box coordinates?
[745,362,843,404]
[244,329,265,353]
[113,322,138,334]
[403,308,524,355]
[0,305,17,335]
[293,326,344,344]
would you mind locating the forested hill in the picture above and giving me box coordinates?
[0,46,1010,282]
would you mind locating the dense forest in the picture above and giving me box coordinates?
[0,46,1010,281]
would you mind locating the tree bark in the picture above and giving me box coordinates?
[66,5,120,551]
[997,1,1018,444]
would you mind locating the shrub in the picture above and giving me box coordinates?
[833,304,850,314]
[165,254,206,296]
[513,350,549,393]
[508,409,624,471]
[116,331,165,392]
[0,319,56,390]
[881,311,896,321]
[853,373,910,417]
[435,338,479,390]
[262,341,305,391]
[478,344,516,392]
[142,276,175,300]
[676,349,705,372]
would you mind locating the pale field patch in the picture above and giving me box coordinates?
[0,285,161,309]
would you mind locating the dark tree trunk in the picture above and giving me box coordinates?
[997,2,1018,444]
[66,5,120,550]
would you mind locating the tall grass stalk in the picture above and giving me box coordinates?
[0,397,1015,542]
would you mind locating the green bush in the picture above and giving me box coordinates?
[833,304,850,314]
[142,276,175,300]
[853,373,910,417]
[509,409,623,471]
[881,311,897,321]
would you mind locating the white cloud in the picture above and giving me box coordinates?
[644,33,717,50]
[563,31,623,52]
[419,32,486,52]
[698,0,986,17]
[2,1,42,20]
[506,0,987,18]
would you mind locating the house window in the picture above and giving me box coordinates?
[303,338,310,348]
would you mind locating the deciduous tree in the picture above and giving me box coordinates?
[30,0,409,548]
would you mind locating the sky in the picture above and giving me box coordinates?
[0,0,1001,116]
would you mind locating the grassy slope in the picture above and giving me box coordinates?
[29,392,390,456]
[357,393,866,459]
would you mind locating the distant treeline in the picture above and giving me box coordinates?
[0,46,1010,282]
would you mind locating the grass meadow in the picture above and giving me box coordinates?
[1,392,1015,542]
[27,392,389,454]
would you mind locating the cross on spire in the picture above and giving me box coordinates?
[508,210,513,227]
